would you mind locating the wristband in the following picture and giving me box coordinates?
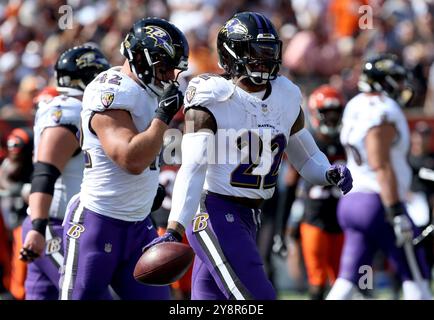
[167,228,183,242]
[385,202,406,222]
[31,218,48,236]
[154,112,172,125]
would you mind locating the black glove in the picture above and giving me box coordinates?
[154,83,183,125]
[151,184,166,212]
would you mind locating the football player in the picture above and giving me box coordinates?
[145,12,353,300]
[287,85,347,299]
[20,46,110,300]
[59,18,188,300]
[0,126,34,299]
[327,54,432,300]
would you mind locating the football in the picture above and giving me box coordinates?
[133,242,194,286]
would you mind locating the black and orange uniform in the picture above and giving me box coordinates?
[0,127,34,299]
[298,133,345,299]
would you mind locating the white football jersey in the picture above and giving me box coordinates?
[184,74,302,199]
[340,93,411,200]
[33,95,83,220]
[80,67,159,221]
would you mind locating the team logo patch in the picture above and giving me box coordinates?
[45,237,62,255]
[145,26,175,58]
[192,213,209,233]
[185,86,196,103]
[51,109,62,123]
[221,18,248,36]
[66,223,85,239]
[101,91,115,108]
[76,52,109,70]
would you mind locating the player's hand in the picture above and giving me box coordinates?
[20,230,45,262]
[151,184,166,212]
[386,203,414,247]
[326,164,353,195]
[154,83,183,125]
[143,229,182,252]
[392,215,413,247]
[272,234,288,258]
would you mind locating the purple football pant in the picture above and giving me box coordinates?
[59,197,170,300]
[22,216,63,300]
[337,192,430,284]
[186,193,276,300]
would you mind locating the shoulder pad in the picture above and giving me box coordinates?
[184,74,233,109]
[347,94,400,130]
[83,69,140,113]
[274,76,302,107]
[37,95,81,129]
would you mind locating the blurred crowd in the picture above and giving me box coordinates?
[0,0,434,299]
[1,0,434,121]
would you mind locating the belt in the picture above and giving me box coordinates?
[205,191,264,209]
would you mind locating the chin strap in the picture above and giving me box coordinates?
[245,65,271,85]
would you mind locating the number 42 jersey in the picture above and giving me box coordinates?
[79,67,159,221]
[184,74,302,200]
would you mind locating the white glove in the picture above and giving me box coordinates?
[393,215,413,247]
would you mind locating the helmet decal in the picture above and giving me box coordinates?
[76,52,108,69]
[145,26,175,58]
[217,13,281,84]
[120,18,189,95]
[56,46,111,91]
[221,18,248,37]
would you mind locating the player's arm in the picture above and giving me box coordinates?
[143,107,216,247]
[366,122,413,245]
[365,123,401,210]
[286,108,352,194]
[91,110,167,174]
[21,126,79,262]
[91,83,182,175]
[165,107,217,237]
[272,160,299,257]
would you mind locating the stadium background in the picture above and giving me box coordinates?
[0,0,433,300]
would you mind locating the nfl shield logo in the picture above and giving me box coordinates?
[101,91,115,108]
[261,104,268,113]
[225,213,234,223]
[104,243,112,253]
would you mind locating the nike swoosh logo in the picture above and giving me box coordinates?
[163,99,176,107]
[147,225,153,230]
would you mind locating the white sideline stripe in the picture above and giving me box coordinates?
[60,200,84,300]
[46,226,63,267]
[198,230,245,300]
